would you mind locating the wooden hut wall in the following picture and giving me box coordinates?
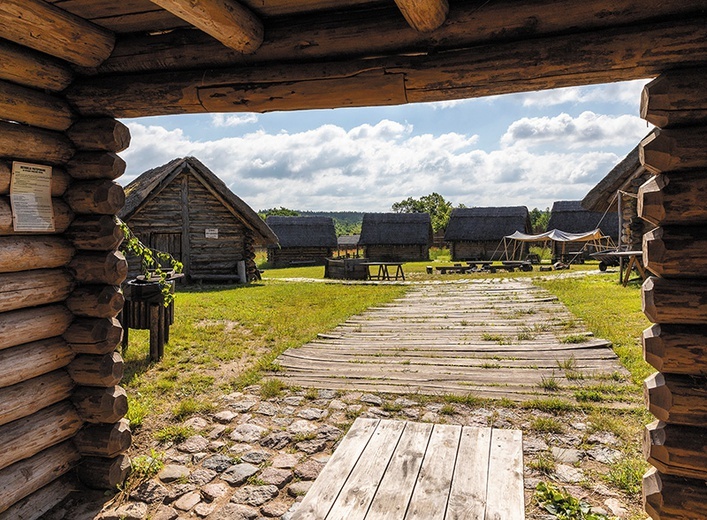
[638,67,707,519]
[451,240,515,261]
[0,46,131,514]
[267,246,333,267]
[365,244,428,262]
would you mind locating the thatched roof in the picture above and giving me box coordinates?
[338,235,360,247]
[582,144,646,212]
[359,213,432,246]
[548,200,620,239]
[119,157,277,245]
[444,207,531,242]
[266,216,338,248]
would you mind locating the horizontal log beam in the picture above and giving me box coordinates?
[64,317,123,355]
[394,0,448,32]
[0,161,70,197]
[64,180,125,216]
[150,0,263,54]
[66,285,124,319]
[66,215,124,252]
[67,118,131,153]
[644,420,707,480]
[640,127,707,174]
[641,67,707,128]
[0,121,74,165]
[71,385,128,424]
[645,372,707,427]
[0,197,73,236]
[0,269,75,314]
[643,467,707,520]
[0,337,74,389]
[77,454,130,490]
[73,418,131,458]
[0,476,73,520]
[638,172,707,226]
[66,152,126,181]
[0,402,82,472]
[642,276,707,325]
[0,80,75,132]
[68,17,707,117]
[0,0,114,68]
[0,40,74,92]
[0,236,74,273]
[0,370,74,427]
[67,351,124,387]
[644,324,707,376]
[643,226,707,278]
[0,305,73,351]
[0,441,80,514]
[69,251,128,286]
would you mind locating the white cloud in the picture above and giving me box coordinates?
[511,79,651,108]
[210,113,259,127]
[426,99,475,110]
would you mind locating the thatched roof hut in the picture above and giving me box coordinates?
[265,216,337,267]
[548,200,620,240]
[120,157,276,282]
[444,207,531,260]
[359,213,432,261]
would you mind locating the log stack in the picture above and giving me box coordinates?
[638,67,707,519]
[0,4,131,515]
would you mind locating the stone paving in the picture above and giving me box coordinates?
[46,383,639,520]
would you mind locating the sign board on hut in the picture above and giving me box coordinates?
[205,228,218,239]
[10,161,54,232]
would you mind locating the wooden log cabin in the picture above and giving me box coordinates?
[359,212,432,262]
[265,216,337,267]
[119,157,277,282]
[547,200,621,260]
[0,1,705,517]
[444,206,532,261]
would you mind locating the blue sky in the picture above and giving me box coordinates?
[119,79,652,213]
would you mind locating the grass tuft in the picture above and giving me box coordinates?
[260,378,287,399]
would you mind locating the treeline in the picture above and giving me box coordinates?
[259,207,362,236]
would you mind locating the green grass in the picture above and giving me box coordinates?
[604,455,647,496]
[530,416,565,433]
[154,424,196,443]
[260,378,287,399]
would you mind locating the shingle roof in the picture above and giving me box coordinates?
[444,207,531,241]
[548,200,620,239]
[119,157,277,245]
[266,216,338,248]
[359,213,432,246]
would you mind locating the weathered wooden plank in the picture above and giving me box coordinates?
[446,427,491,520]
[485,429,524,519]
[292,418,379,520]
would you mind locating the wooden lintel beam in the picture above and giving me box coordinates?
[149,0,263,54]
[0,0,115,68]
[394,0,449,32]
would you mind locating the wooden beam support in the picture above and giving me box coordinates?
[0,40,74,92]
[394,0,448,32]
[0,121,74,165]
[642,276,707,325]
[0,305,73,351]
[0,237,75,273]
[644,468,707,520]
[644,324,707,376]
[644,372,707,427]
[64,180,125,215]
[0,370,75,427]
[149,0,263,54]
[67,352,124,387]
[0,80,75,132]
[69,251,128,286]
[644,420,707,480]
[66,216,124,252]
[68,17,707,117]
[640,127,707,174]
[0,197,73,236]
[0,402,82,472]
[0,337,74,389]
[66,285,124,319]
[0,441,80,514]
[77,454,130,490]
[64,317,123,356]
[66,152,126,181]
[67,118,131,153]
[638,172,707,226]
[73,419,131,458]
[0,0,114,68]
[0,269,75,314]
[71,385,128,424]
[643,226,707,278]
[0,161,70,197]
[641,68,707,128]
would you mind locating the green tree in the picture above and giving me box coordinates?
[258,207,300,220]
[392,192,455,232]
[529,207,551,233]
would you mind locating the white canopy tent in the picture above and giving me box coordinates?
[501,228,615,261]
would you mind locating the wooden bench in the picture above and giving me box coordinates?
[435,265,469,274]
[292,418,524,519]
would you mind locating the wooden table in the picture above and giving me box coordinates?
[362,262,405,281]
[614,250,646,286]
[292,418,524,520]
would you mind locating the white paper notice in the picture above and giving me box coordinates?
[10,162,55,232]
[205,228,218,239]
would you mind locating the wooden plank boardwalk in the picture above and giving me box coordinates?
[275,279,629,401]
[292,417,524,520]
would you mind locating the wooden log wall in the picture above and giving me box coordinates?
[0,14,131,512]
[365,244,429,262]
[638,67,707,519]
[267,246,333,268]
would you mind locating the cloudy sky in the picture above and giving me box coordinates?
[118,79,653,213]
